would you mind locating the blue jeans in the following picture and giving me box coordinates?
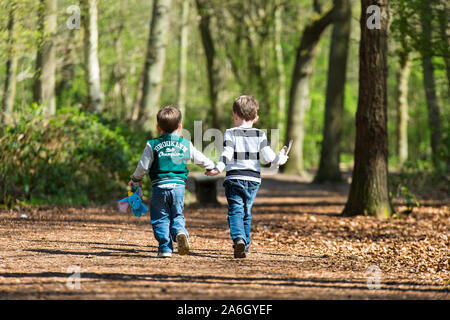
[150,185,188,253]
[223,179,260,250]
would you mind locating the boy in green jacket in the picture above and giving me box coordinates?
[129,106,215,258]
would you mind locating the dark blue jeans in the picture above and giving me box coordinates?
[150,185,188,253]
[223,179,261,250]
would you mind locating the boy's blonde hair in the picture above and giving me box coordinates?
[233,95,259,121]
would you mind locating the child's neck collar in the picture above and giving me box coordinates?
[161,131,179,137]
[236,119,254,128]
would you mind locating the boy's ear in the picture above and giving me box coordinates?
[253,115,259,124]
[156,124,163,133]
[176,123,182,133]
[233,112,238,121]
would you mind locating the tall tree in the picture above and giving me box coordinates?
[391,0,412,167]
[177,0,190,117]
[419,0,443,166]
[106,0,129,118]
[81,0,103,112]
[214,1,278,129]
[140,0,173,132]
[33,0,57,116]
[195,0,224,131]
[2,0,18,124]
[343,0,392,219]
[436,0,450,92]
[284,4,334,175]
[396,49,411,167]
[314,0,352,183]
[274,1,287,133]
[56,30,76,107]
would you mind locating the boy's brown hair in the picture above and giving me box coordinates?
[232,95,259,121]
[157,106,182,133]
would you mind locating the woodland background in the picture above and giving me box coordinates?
[0,0,448,212]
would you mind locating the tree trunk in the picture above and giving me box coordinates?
[343,0,392,219]
[437,0,450,93]
[140,0,173,132]
[284,7,334,175]
[396,50,410,167]
[314,0,351,183]
[177,0,190,118]
[131,68,145,122]
[2,1,18,124]
[56,30,76,107]
[274,4,286,133]
[420,0,443,166]
[195,0,224,131]
[33,0,57,116]
[106,4,128,119]
[82,0,103,112]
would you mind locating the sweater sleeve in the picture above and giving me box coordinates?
[216,129,234,172]
[132,142,154,181]
[259,131,277,163]
[259,132,288,166]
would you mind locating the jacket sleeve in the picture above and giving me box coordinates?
[132,142,154,181]
[189,142,215,170]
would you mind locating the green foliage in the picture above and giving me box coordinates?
[0,105,133,206]
[390,184,421,216]
[0,0,448,209]
[389,159,448,217]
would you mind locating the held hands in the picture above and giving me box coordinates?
[205,168,220,176]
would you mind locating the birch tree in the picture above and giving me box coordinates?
[33,0,57,116]
[82,0,103,112]
[2,1,18,124]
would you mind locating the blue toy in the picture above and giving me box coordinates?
[118,186,148,217]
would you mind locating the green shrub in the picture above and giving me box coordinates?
[0,105,133,206]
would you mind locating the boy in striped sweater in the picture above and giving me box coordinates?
[206,95,289,258]
[129,106,215,258]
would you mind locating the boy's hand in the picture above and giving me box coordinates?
[278,153,289,165]
[128,179,142,187]
[205,168,220,176]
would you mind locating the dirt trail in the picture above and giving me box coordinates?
[0,174,448,299]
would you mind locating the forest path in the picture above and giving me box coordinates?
[0,174,448,299]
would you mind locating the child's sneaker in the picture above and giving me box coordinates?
[233,238,246,258]
[157,251,172,258]
[176,233,189,255]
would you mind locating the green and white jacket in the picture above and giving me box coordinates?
[132,132,215,187]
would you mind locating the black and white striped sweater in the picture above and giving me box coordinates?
[216,127,284,183]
